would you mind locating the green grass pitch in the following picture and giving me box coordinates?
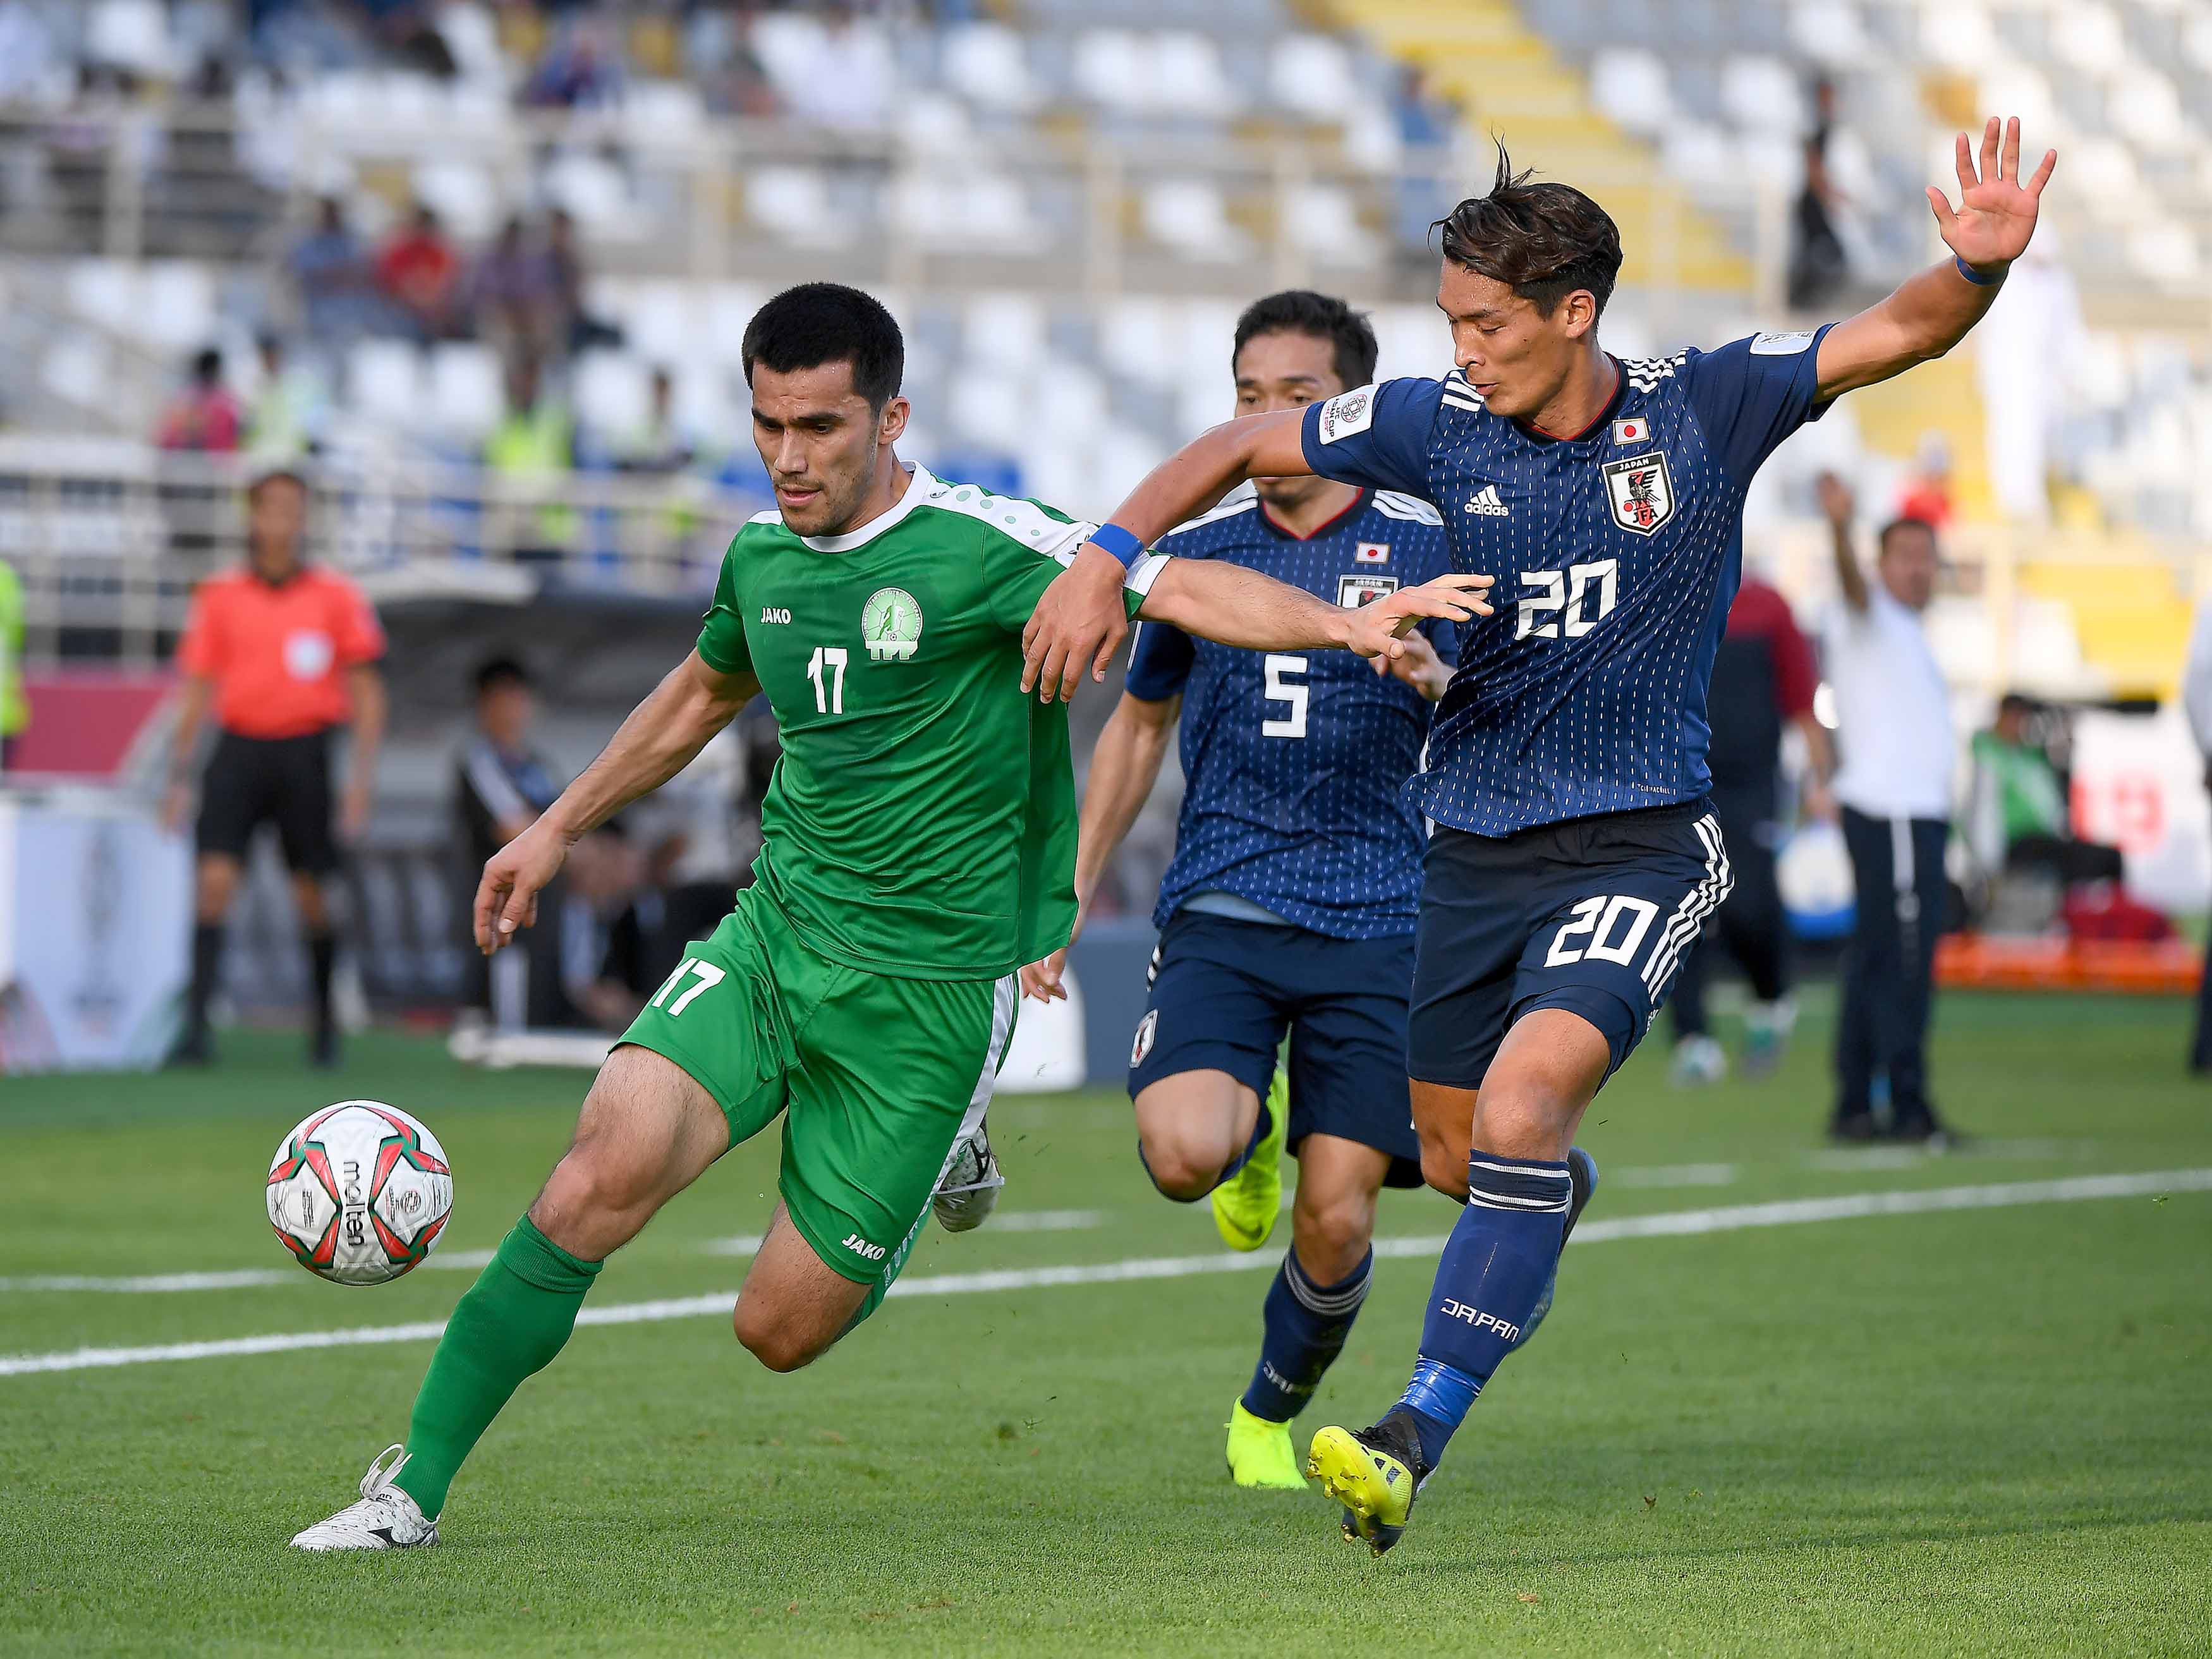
[3,989,2209,1657]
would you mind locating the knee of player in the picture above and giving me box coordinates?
[539,1139,657,1228]
[731,1302,817,1373]
[1418,1141,1470,1200]
[1292,1194,1375,1273]
[1137,1136,1220,1201]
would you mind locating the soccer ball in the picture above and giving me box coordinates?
[265,1102,454,1285]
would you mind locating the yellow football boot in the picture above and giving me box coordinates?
[1306,1419,1424,1555]
[1224,1401,1307,1490]
[1211,1070,1289,1251]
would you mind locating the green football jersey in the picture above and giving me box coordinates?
[696,463,1165,980]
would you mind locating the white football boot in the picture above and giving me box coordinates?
[289,1445,438,1551]
[931,1118,1004,1233]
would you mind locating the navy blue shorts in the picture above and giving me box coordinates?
[1128,911,1423,1188]
[1409,800,1732,1090]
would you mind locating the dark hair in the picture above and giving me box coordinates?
[1232,290,1378,391]
[1878,516,1938,555]
[245,463,309,501]
[191,346,224,384]
[473,655,534,696]
[1433,143,1623,320]
[741,282,904,411]
[1996,691,2037,719]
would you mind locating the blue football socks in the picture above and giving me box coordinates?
[1389,1150,1572,1469]
[1240,1247,1373,1422]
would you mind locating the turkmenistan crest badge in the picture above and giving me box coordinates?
[861,586,922,661]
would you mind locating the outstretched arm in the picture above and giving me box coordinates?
[474,650,759,952]
[1818,471,1870,615]
[1136,558,1491,660]
[1020,411,1314,700]
[1816,117,2055,399]
[1021,690,1180,1003]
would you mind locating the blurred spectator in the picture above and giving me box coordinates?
[156,348,243,453]
[1896,434,1956,529]
[1818,473,1955,1146]
[1789,75,1849,310]
[1964,694,2122,896]
[545,207,623,355]
[483,355,578,561]
[0,554,25,772]
[2185,604,2212,1073]
[686,2,780,116]
[288,195,372,354]
[1669,569,1836,1088]
[245,332,326,459]
[1392,64,1454,254]
[778,3,894,131]
[468,214,561,365]
[521,11,626,111]
[375,202,462,343]
[617,366,697,475]
[453,655,568,1028]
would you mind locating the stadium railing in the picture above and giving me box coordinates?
[3,440,2201,705]
[0,100,1789,307]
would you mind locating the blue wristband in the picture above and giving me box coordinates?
[1087,522,1144,568]
[1954,255,2005,287]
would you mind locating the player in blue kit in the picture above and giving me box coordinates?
[1024,118,2057,1551]
[1024,293,1591,1490]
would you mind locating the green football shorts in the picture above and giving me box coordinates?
[619,889,1018,1286]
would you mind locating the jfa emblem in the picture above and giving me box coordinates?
[1130,1009,1158,1066]
[1601,451,1675,537]
[1354,542,1390,563]
[1337,574,1399,609]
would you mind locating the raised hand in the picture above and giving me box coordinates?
[472,816,573,954]
[1928,116,2055,276]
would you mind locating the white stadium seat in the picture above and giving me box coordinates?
[1140,179,1249,261]
[139,262,216,354]
[1268,35,1360,124]
[744,167,854,248]
[1588,49,1674,138]
[941,23,1040,114]
[411,160,501,242]
[1283,184,1381,268]
[2050,4,2128,80]
[1718,56,1804,137]
[347,340,425,428]
[1152,32,1238,116]
[427,342,504,441]
[948,366,1030,454]
[962,291,1049,375]
[1071,30,1148,115]
[573,350,650,439]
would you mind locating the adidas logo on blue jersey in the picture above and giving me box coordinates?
[1464,483,1509,518]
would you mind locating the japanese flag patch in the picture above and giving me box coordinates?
[1610,417,1649,446]
[1354,542,1390,563]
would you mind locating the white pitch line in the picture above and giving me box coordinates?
[1611,1163,1740,1188]
[2,1170,2205,1380]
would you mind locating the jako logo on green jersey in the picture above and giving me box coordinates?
[862,587,922,662]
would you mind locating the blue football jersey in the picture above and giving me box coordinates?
[1298,326,1835,836]
[1126,489,1454,939]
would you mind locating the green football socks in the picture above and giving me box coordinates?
[390,1216,601,1517]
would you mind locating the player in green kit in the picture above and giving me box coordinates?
[289,283,1490,1550]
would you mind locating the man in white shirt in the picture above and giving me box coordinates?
[2183,602,2212,1074]
[1818,473,1956,1143]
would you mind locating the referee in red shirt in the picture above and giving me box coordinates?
[162,468,387,1066]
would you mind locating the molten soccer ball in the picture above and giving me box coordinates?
[265,1102,453,1285]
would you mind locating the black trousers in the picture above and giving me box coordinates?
[1672,786,1789,1039]
[1835,806,1950,1127]
[2194,786,2212,1073]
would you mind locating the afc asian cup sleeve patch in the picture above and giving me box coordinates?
[1315,384,1378,445]
[1130,1008,1159,1067]
[1749,329,1818,356]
